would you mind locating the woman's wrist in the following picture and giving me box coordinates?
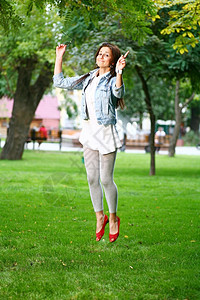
[115,65,123,74]
[56,56,63,61]
[116,69,122,74]
[116,73,123,88]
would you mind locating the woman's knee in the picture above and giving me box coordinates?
[87,173,99,187]
[100,173,113,187]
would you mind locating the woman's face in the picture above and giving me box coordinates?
[96,47,114,69]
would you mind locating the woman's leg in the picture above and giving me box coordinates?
[100,151,119,235]
[100,151,117,213]
[83,147,103,212]
[83,147,105,232]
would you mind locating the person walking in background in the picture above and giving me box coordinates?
[39,125,48,140]
[53,42,128,242]
[155,127,166,153]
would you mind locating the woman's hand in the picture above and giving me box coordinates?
[116,51,129,71]
[54,44,67,75]
[56,44,67,59]
[115,51,129,88]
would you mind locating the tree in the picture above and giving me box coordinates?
[158,47,200,156]
[151,6,200,156]
[135,66,156,175]
[155,0,200,53]
[164,40,200,156]
[0,6,63,159]
[119,66,174,128]
[168,80,195,157]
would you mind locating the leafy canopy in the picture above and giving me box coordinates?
[154,0,200,53]
[0,4,65,98]
[0,0,157,44]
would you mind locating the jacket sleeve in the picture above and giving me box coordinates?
[53,72,83,90]
[110,77,125,99]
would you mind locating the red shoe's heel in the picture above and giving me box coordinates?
[109,216,120,243]
[96,215,109,241]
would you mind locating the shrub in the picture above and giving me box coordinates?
[183,130,200,146]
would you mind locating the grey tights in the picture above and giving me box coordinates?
[83,147,118,213]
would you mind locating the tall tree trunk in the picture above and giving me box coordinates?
[168,81,181,157]
[136,66,156,176]
[0,60,53,160]
[149,113,156,176]
[168,80,195,157]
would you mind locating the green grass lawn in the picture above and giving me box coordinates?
[0,150,199,300]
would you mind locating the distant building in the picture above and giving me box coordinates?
[0,95,60,137]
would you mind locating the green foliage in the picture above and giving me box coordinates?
[0,68,17,99]
[0,4,66,97]
[58,91,78,119]
[0,0,157,44]
[122,71,175,121]
[0,0,22,32]
[154,0,200,53]
[183,130,200,145]
[120,36,177,120]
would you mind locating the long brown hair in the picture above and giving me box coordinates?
[73,42,125,109]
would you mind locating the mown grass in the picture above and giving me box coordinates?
[0,150,199,300]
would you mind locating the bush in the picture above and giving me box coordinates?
[183,130,200,146]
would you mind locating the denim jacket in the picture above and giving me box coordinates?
[53,69,125,125]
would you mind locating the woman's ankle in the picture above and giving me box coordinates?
[95,211,104,232]
[96,210,104,221]
[109,212,117,223]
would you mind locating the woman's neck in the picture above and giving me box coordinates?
[98,67,111,76]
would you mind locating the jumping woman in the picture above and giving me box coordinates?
[53,42,128,242]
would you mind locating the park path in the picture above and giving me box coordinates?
[1,140,200,155]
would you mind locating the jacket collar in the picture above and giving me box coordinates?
[89,68,111,79]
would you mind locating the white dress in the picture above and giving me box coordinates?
[79,72,122,154]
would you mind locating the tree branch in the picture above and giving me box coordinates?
[182,92,195,110]
[135,65,153,114]
[146,75,152,82]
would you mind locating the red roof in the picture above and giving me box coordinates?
[0,95,60,120]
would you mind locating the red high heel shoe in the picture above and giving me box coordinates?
[109,216,120,243]
[96,215,109,241]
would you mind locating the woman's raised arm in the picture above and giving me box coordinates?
[115,51,129,88]
[54,44,67,75]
